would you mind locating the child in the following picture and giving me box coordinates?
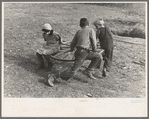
[68,18,102,80]
[36,23,62,70]
[94,19,113,77]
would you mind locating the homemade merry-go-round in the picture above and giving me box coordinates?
[47,43,104,86]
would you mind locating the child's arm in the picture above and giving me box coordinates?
[90,29,97,52]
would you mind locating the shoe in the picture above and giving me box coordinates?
[36,65,45,70]
[47,74,55,87]
[83,70,96,80]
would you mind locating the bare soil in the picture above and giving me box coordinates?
[3,3,146,98]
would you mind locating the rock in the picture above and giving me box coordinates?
[87,93,93,97]
[6,66,9,68]
[128,66,132,69]
[84,96,88,98]
[123,67,127,69]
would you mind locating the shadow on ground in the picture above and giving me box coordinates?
[4,53,87,86]
[4,54,49,83]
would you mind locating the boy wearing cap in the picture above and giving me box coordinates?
[36,23,62,70]
[69,18,102,80]
[94,19,113,77]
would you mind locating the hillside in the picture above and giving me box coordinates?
[3,3,146,98]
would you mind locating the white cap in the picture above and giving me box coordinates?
[42,23,52,31]
[94,19,104,26]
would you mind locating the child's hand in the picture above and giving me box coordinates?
[37,49,44,54]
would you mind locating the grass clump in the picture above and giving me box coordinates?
[111,23,145,39]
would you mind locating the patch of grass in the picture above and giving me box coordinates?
[129,28,145,39]
[111,23,145,39]
[90,3,145,16]
[90,3,146,39]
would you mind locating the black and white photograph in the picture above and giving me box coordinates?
[2,1,147,117]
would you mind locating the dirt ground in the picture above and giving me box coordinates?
[3,3,146,98]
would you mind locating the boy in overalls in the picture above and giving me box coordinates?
[94,19,113,77]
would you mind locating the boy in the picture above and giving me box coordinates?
[36,23,62,71]
[69,18,102,80]
[94,19,113,77]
